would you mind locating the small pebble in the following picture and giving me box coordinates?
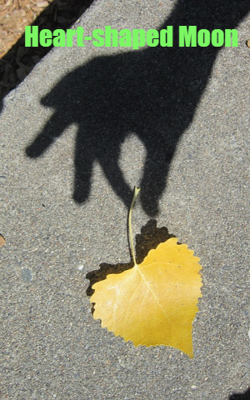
[22,268,32,282]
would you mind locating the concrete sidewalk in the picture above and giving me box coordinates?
[1,0,250,399]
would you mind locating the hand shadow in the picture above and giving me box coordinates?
[25,0,250,216]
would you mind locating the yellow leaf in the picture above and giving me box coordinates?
[91,237,202,358]
[90,187,202,358]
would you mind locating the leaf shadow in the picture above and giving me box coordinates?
[86,219,176,297]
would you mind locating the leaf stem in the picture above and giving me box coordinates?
[128,187,141,266]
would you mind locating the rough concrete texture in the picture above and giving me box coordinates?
[1,0,250,399]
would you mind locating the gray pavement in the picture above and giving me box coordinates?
[1,0,250,399]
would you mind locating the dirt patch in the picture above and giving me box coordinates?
[0,0,94,101]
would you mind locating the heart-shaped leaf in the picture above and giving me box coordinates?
[90,188,202,357]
